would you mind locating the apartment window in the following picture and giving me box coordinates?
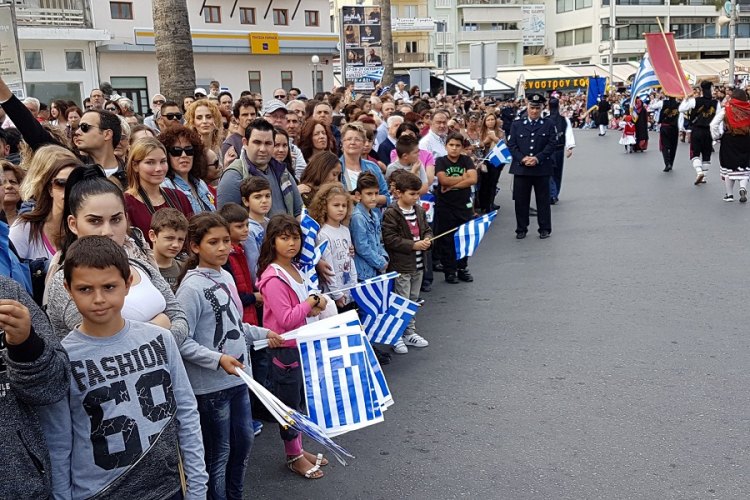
[240,7,256,24]
[462,23,478,31]
[204,6,221,23]
[281,71,293,89]
[575,0,592,8]
[24,50,43,71]
[110,1,133,20]
[248,71,262,93]
[305,10,319,26]
[405,41,418,53]
[403,4,418,17]
[557,0,574,12]
[65,50,84,70]
[575,26,592,43]
[273,9,288,25]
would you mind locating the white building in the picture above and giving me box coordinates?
[428,0,525,71]
[93,0,337,113]
[545,0,750,66]
[11,0,109,104]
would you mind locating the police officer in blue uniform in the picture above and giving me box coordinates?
[508,93,557,239]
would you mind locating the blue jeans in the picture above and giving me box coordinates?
[197,384,254,500]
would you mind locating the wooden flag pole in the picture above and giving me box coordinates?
[655,17,690,99]
[429,226,459,242]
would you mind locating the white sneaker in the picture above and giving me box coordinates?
[392,339,408,354]
[403,333,429,348]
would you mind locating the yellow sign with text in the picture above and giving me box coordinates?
[249,33,279,55]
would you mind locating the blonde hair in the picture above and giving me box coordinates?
[20,145,81,201]
[125,137,167,195]
[340,122,366,140]
[184,98,222,151]
[308,182,353,226]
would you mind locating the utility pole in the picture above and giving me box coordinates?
[440,21,448,96]
[729,0,737,85]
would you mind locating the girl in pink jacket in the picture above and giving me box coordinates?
[256,214,329,480]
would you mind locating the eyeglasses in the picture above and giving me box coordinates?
[274,95,286,99]
[153,100,165,106]
[168,146,195,157]
[208,160,220,168]
[106,107,118,112]
[51,178,67,189]
[164,113,183,121]
[78,123,100,133]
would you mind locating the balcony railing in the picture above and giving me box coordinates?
[456,29,522,42]
[395,52,430,63]
[458,0,519,5]
[14,0,88,27]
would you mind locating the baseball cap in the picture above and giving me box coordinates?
[194,87,207,97]
[263,99,289,115]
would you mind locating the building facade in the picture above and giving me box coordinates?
[428,0,525,71]
[93,0,337,113]
[546,0,750,66]
[11,0,109,104]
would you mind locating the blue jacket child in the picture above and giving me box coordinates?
[350,200,388,281]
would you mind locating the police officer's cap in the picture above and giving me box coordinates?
[528,93,546,107]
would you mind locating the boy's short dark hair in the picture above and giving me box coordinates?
[64,236,131,285]
[355,171,379,193]
[219,202,249,224]
[445,131,465,146]
[150,207,189,234]
[395,135,419,159]
[240,176,271,199]
[393,171,422,193]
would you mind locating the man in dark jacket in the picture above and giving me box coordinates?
[0,275,70,498]
[508,93,557,240]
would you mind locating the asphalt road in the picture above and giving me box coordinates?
[246,129,750,499]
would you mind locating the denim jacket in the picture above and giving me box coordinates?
[339,156,390,199]
[350,202,388,280]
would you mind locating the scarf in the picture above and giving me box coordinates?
[725,98,750,130]
[163,175,216,213]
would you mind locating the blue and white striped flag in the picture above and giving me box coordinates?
[298,329,384,437]
[350,273,419,345]
[630,53,660,111]
[364,67,384,82]
[299,210,327,291]
[454,210,498,260]
[486,139,512,167]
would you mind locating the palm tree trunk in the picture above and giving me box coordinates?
[152,0,196,101]
[380,0,394,87]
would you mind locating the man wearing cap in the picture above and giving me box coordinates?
[394,82,411,103]
[144,94,166,131]
[508,93,557,240]
[263,99,307,178]
[679,80,720,185]
[194,87,208,99]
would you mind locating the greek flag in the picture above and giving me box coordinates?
[454,210,498,260]
[295,311,391,436]
[630,53,660,111]
[364,67,384,82]
[486,139,512,167]
[299,210,327,291]
[350,273,419,345]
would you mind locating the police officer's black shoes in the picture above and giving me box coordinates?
[540,230,551,239]
[445,273,459,284]
[516,231,527,239]
[457,269,473,282]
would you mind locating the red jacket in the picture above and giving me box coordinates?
[226,244,259,325]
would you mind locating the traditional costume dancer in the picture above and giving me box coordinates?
[711,89,750,202]
[679,81,720,185]
[650,95,680,171]
[619,115,636,153]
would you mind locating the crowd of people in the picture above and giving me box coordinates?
[0,75,571,499]
[4,66,744,498]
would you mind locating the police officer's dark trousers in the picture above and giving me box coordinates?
[514,175,551,234]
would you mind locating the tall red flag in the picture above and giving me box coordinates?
[644,32,691,98]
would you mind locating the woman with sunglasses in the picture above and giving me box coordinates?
[45,166,188,343]
[124,137,194,239]
[185,99,222,165]
[10,146,81,263]
[159,125,216,213]
[104,100,122,115]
